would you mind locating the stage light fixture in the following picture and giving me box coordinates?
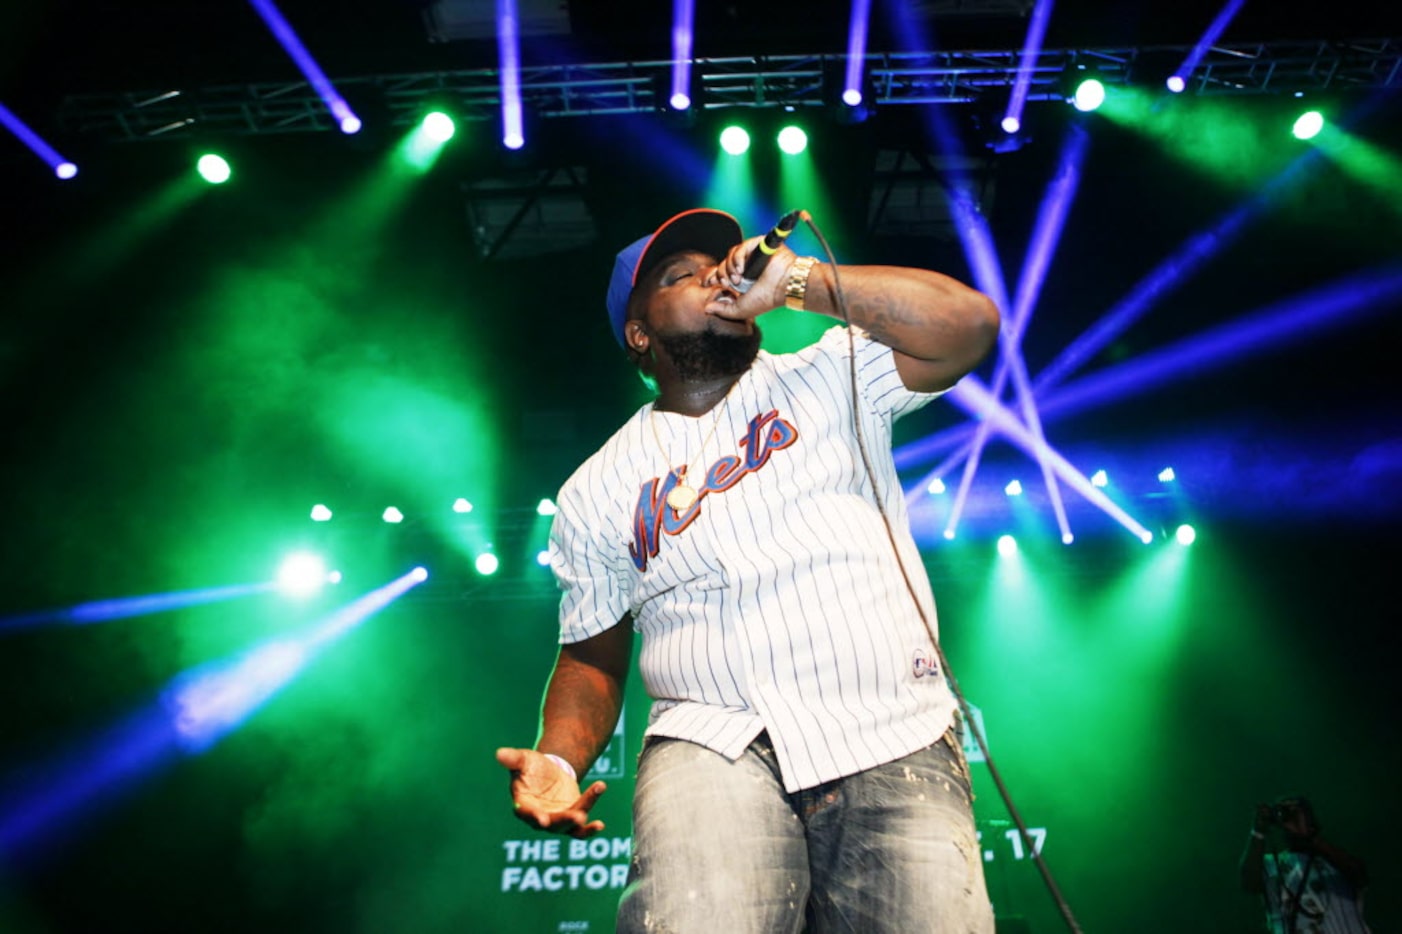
[1090,470,1108,488]
[248,0,361,137]
[777,125,808,155]
[1292,110,1324,141]
[1157,467,1176,483]
[496,0,525,150]
[997,534,1018,557]
[310,504,333,521]
[475,552,499,575]
[410,566,429,582]
[197,154,232,184]
[720,125,751,155]
[277,552,329,598]
[824,59,875,125]
[0,102,79,180]
[382,506,405,523]
[839,0,873,112]
[1168,0,1246,99]
[1059,61,1108,114]
[536,550,551,567]
[1175,524,1197,545]
[1072,78,1105,113]
[536,498,558,516]
[452,498,474,514]
[1004,479,1024,496]
[667,0,696,115]
[1002,0,1054,135]
[927,478,947,495]
[423,111,456,142]
[653,65,699,128]
[973,92,1031,154]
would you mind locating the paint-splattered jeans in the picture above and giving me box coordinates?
[616,729,995,934]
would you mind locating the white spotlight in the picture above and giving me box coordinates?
[277,552,328,597]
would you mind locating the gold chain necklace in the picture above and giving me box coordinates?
[648,382,738,513]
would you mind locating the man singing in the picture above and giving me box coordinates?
[498,207,1000,932]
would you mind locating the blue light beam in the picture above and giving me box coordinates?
[247,0,361,133]
[671,0,696,109]
[1002,0,1055,133]
[1033,146,1326,397]
[1037,265,1402,424]
[168,567,427,751]
[899,264,1402,476]
[1169,0,1248,93]
[0,582,275,635]
[844,0,873,106]
[0,101,78,178]
[0,570,425,864]
[947,376,1155,542]
[498,0,525,149]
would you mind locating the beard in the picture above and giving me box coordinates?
[657,322,762,382]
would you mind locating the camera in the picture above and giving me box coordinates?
[1269,797,1311,826]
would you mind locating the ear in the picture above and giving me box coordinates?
[625,320,649,354]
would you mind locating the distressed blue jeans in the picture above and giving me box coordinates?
[616,730,994,934]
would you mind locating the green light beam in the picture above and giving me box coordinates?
[1098,88,1295,189]
[772,147,843,353]
[1311,125,1402,216]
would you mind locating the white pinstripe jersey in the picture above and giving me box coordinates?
[549,325,959,792]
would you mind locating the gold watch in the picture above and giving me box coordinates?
[785,255,819,311]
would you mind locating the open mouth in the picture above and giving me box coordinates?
[705,290,744,321]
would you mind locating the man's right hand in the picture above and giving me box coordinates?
[495,747,608,839]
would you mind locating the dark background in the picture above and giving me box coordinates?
[2,2,1400,932]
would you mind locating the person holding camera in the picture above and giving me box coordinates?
[1239,795,1371,933]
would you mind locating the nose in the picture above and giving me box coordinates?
[700,264,723,288]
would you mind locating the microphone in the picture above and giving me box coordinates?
[736,209,807,293]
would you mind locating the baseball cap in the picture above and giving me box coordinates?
[605,208,744,348]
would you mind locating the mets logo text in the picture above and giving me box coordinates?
[629,409,798,571]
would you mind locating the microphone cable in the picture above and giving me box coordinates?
[798,211,1085,934]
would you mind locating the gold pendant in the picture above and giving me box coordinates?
[666,483,699,512]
